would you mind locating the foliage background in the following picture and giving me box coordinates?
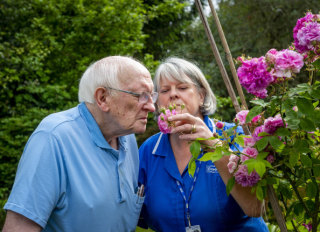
[1,0,319,229]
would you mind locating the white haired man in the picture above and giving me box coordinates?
[3,56,157,232]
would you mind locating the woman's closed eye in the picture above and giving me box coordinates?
[160,89,169,93]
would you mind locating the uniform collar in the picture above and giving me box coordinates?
[78,102,126,150]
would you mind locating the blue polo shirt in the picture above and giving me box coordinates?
[139,116,268,232]
[4,102,144,232]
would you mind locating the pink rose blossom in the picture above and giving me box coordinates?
[302,222,312,232]
[237,57,274,98]
[234,165,260,187]
[263,114,285,134]
[216,121,224,129]
[266,49,304,80]
[272,49,304,79]
[235,110,261,125]
[266,154,275,163]
[235,110,249,125]
[157,109,177,134]
[241,147,258,162]
[293,12,320,53]
[252,115,261,124]
[252,125,265,141]
[227,154,239,173]
[244,137,256,147]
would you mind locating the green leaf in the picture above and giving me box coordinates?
[255,137,269,151]
[256,152,269,160]
[246,105,263,123]
[306,182,317,198]
[250,99,269,107]
[275,128,291,137]
[293,140,311,153]
[289,152,300,167]
[226,177,235,195]
[268,136,285,152]
[190,141,201,158]
[188,158,196,177]
[296,98,315,116]
[299,118,316,132]
[198,151,223,162]
[253,160,266,177]
[256,185,264,201]
[301,154,312,167]
[234,135,244,147]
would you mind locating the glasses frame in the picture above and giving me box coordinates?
[105,87,158,104]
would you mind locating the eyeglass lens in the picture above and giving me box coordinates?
[139,92,158,104]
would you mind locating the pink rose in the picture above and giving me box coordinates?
[215,121,224,129]
[234,165,260,187]
[241,147,258,162]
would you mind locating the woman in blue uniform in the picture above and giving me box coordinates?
[138,57,268,232]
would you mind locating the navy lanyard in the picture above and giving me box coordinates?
[176,162,201,227]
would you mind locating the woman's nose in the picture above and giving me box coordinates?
[169,88,179,100]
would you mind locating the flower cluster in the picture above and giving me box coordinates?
[293,12,320,55]
[265,48,304,81]
[227,114,285,187]
[237,56,273,98]
[235,110,261,126]
[237,49,304,98]
[157,104,184,134]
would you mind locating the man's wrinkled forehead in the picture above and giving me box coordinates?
[119,62,151,84]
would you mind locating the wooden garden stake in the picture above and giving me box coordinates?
[195,0,288,231]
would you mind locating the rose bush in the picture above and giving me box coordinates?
[188,12,320,232]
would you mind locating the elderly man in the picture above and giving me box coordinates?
[3,56,157,232]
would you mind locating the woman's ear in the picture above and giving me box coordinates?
[94,87,111,112]
[199,88,205,105]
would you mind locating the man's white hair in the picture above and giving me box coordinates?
[78,56,149,103]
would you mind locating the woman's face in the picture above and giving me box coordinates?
[157,77,204,118]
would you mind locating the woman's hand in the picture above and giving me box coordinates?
[168,113,221,147]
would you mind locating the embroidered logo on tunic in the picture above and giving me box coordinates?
[206,164,218,173]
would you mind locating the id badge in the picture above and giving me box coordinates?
[185,225,201,232]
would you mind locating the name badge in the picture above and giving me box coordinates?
[185,225,201,232]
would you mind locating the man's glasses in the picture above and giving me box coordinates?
[105,87,158,104]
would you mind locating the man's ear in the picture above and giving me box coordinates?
[94,87,111,112]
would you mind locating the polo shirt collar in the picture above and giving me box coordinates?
[78,102,126,150]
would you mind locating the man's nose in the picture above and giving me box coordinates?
[144,101,155,112]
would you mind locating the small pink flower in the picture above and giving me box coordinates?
[235,110,261,125]
[157,108,177,134]
[237,57,274,98]
[263,114,285,134]
[235,110,249,125]
[241,147,258,162]
[293,106,298,112]
[252,125,265,141]
[216,121,224,129]
[244,137,256,147]
[266,154,275,163]
[302,222,312,232]
[234,165,260,187]
[227,154,239,173]
[252,115,261,124]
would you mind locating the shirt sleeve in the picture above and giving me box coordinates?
[4,130,66,228]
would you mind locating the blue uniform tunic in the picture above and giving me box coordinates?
[139,116,268,232]
[4,102,144,232]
